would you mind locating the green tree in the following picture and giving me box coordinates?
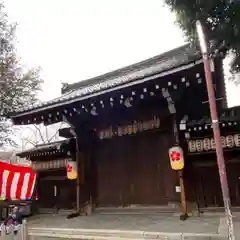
[0,3,43,147]
[164,0,240,72]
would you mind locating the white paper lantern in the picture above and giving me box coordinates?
[155,117,160,128]
[117,127,123,136]
[221,136,226,148]
[99,131,104,140]
[203,138,211,151]
[211,138,216,150]
[66,160,78,180]
[188,140,196,152]
[128,125,133,135]
[234,134,240,147]
[196,139,203,152]
[226,135,234,148]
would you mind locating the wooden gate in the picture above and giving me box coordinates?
[95,130,176,206]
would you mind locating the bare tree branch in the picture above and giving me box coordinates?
[33,124,46,144]
[48,122,64,143]
[22,138,38,147]
[0,3,43,147]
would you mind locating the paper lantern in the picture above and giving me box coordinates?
[234,134,240,147]
[203,138,211,151]
[128,125,133,135]
[188,140,196,153]
[221,136,226,148]
[169,146,184,170]
[196,139,203,152]
[99,131,104,140]
[132,122,138,134]
[226,135,234,148]
[211,138,216,150]
[66,160,78,180]
[117,127,123,136]
[155,117,160,128]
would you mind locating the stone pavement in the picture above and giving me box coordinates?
[26,212,228,239]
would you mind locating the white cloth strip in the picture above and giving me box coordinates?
[29,174,36,198]
[10,172,20,200]
[1,170,9,199]
[20,173,30,200]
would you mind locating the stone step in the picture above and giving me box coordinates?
[95,206,180,215]
[28,227,225,240]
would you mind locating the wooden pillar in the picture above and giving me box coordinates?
[172,115,188,220]
[75,128,93,216]
[75,135,81,212]
[62,116,90,217]
[67,126,82,214]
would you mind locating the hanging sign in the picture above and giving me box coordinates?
[66,160,78,180]
[31,159,67,172]
[169,146,184,170]
[188,134,240,153]
[98,116,160,140]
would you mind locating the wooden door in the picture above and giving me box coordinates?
[38,180,56,208]
[129,131,171,205]
[57,180,76,209]
[95,130,174,206]
[193,161,240,208]
[193,163,223,208]
[227,162,240,206]
[96,137,131,206]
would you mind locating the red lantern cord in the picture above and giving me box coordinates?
[170,151,181,161]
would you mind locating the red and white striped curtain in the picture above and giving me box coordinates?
[0,161,36,200]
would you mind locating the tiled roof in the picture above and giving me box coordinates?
[184,106,240,129]
[16,139,70,157]
[10,44,201,116]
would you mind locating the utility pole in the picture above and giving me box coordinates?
[196,21,235,240]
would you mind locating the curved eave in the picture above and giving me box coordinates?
[16,139,72,158]
[9,59,203,124]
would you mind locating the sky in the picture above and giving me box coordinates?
[2,0,240,151]
[3,0,240,106]
[3,0,186,100]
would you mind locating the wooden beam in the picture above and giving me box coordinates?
[172,115,188,220]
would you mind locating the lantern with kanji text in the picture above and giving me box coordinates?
[169,146,184,170]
